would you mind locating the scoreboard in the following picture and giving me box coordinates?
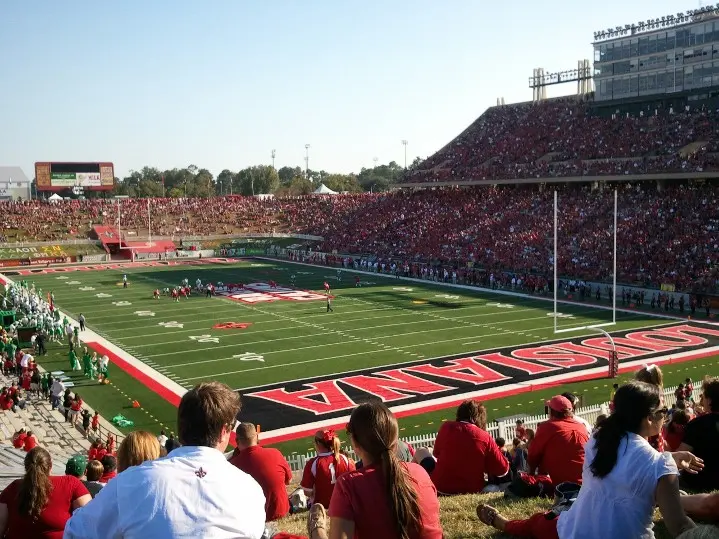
[35,162,115,191]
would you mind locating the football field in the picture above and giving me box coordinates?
[7,258,719,454]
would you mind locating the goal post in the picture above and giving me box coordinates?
[553,189,619,377]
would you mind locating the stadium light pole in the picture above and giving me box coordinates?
[271,149,276,169]
[553,190,558,335]
[373,157,378,169]
[402,140,408,169]
[305,144,311,181]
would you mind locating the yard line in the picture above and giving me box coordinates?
[178,317,652,383]
[170,315,648,375]
[132,307,544,349]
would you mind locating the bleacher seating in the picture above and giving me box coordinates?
[402,98,719,184]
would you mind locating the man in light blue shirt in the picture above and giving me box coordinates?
[64,382,266,539]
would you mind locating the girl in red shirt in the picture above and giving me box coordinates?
[23,432,38,452]
[307,402,442,539]
[0,446,91,539]
[301,429,354,508]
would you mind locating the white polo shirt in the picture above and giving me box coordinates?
[63,445,266,539]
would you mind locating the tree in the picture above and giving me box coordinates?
[288,176,313,196]
[277,166,302,187]
[236,165,279,195]
[410,156,424,169]
[323,173,362,193]
[216,169,235,195]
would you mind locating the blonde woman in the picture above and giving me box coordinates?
[117,431,162,472]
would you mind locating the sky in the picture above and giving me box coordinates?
[0,0,689,179]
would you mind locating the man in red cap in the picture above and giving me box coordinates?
[527,395,589,488]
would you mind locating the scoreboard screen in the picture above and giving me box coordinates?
[35,162,115,191]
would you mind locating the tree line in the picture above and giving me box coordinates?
[102,158,423,198]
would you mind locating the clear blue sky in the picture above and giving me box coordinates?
[0,0,686,179]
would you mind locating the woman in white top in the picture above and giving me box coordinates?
[477,381,695,539]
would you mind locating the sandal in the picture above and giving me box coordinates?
[308,503,328,536]
[477,504,498,527]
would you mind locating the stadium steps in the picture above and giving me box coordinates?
[678,140,708,157]
[0,445,70,489]
[0,370,124,461]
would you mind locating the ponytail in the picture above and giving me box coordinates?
[331,436,342,463]
[590,381,661,479]
[590,414,627,478]
[18,447,53,518]
[380,449,421,539]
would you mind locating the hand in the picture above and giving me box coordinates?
[673,451,704,474]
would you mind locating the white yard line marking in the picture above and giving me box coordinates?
[170,317,659,376]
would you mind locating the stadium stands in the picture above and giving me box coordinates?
[1,180,717,293]
[402,99,719,185]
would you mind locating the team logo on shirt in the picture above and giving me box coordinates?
[241,323,719,441]
[195,467,207,478]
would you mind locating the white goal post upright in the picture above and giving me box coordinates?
[553,188,619,377]
[553,188,618,335]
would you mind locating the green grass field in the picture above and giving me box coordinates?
[9,259,717,455]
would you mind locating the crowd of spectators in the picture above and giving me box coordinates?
[284,184,719,293]
[1,373,717,538]
[403,98,719,184]
[0,180,716,293]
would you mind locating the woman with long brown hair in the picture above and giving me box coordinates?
[307,401,442,539]
[0,446,91,538]
[117,430,162,472]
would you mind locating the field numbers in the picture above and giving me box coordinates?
[66,280,81,285]
[190,335,219,344]
[435,294,460,300]
[393,287,414,292]
[548,312,576,319]
[158,321,184,329]
[487,302,515,309]
[79,286,95,291]
[233,352,264,362]
[55,276,68,280]
[134,310,156,317]
[95,293,112,298]
[112,301,132,307]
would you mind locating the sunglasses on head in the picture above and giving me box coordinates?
[652,407,668,418]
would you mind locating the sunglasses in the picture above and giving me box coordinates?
[652,407,668,419]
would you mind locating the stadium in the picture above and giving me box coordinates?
[1,4,719,539]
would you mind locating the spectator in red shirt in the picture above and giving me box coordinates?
[99,455,117,483]
[664,410,690,452]
[636,364,667,452]
[230,423,292,522]
[11,429,27,449]
[87,441,106,462]
[301,428,355,508]
[527,395,589,488]
[0,446,91,539]
[23,431,38,453]
[413,400,509,494]
[515,420,527,442]
[307,401,442,539]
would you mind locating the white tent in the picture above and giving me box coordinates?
[313,183,338,195]
[47,193,63,203]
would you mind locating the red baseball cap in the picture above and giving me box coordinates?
[547,395,573,412]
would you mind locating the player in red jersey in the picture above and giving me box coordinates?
[269,280,277,289]
[301,429,355,508]
[355,276,361,288]
[171,288,179,302]
[153,289,160,300]
[180,287,188,299]
[324,282,330,293]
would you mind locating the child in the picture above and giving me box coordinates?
[92,411,100,434]
[82,409,91,438]
[515,419,527,442]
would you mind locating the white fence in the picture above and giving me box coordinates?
[282,385,698,472]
